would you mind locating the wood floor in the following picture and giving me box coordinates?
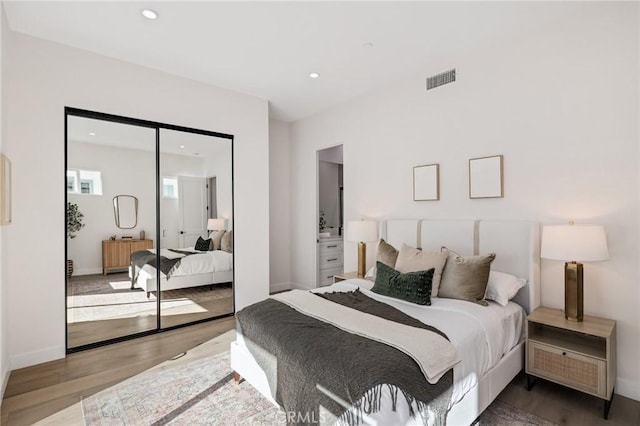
[1,317,236,425]
[67,273,233,348]
[2,316,639,425]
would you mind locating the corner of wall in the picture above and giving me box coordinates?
[0,363,9,399]
[269,282,292,294]
[616,377,640,402]
[10,345,65,371]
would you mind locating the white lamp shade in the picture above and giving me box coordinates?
[541,224,609,262]
[347,220,378,243]
[207,218,225,231]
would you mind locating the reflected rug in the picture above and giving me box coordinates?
[82,351,557,426]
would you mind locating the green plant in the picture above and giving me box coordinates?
[67,202,85,239]
[319,211,326,231]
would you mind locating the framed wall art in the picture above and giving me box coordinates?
[413,163,440,201]
[469,155,503,199]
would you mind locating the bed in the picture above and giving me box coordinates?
[231,219,540,425]
[129,247,233,297]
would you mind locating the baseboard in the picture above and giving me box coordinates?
[73,267,103,276]
[616,377,640,401]
[0,363,9,400]
[269,282,292,293]
[290,282,315,290]
[10,345,65,370]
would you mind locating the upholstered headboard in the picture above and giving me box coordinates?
[380,219,541,313]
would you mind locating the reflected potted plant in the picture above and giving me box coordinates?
[66,202,85,279]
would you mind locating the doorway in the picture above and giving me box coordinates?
[316,145,344,287]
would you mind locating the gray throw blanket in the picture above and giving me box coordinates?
[130,249,198,285]
[236,289,453,425]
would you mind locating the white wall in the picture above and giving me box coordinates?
[68,141,155,274]
[159,152,208,248]
[289,4,639,400]
[4,30,269,369]
[269,119,291,292]
[318,145,343,164]
[67,141,208,274]
[203,144,233,228]
[0,4,8,398]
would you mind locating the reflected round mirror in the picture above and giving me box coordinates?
[113,195,138,229]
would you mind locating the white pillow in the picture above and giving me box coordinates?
[485,270,527,306]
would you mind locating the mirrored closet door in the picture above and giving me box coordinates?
[158,129,233,329]
[65,108,234,351]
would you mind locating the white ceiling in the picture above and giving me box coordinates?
[68,115,230,158]
[3,1,586,122]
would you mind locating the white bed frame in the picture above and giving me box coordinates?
[131,265,233,297]
[231,219,540,425]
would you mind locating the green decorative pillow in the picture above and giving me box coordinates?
[371,261,434,305]
[438,249,496,306]
[395,244,449,297]
[194,236,212,251]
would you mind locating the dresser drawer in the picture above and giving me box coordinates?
[319,253,343,269]
[319,240,343,255]
[318,266,343,287]
[527,341,606,398]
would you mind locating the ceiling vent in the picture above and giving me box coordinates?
[426,69,456,91]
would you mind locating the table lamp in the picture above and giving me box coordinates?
[541,223,609,322]
[207,218,225,231]
[347,220,378,278]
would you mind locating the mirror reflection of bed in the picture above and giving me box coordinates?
[66,113,233,349]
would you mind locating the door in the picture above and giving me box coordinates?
[66,108,234,352]
[316,145,344,287]
[178,176,208,247]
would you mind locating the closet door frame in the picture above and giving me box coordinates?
[65,106,235,353]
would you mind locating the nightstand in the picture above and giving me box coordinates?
[334,271,373,283]
[526,307,616,419]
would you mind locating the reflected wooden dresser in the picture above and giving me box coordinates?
[102,239,153,275]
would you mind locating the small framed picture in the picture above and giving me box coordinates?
[469,155,503,199]
[413,164,440,201]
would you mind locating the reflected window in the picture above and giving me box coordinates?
[163,177,178,198]
[67,169,103,195]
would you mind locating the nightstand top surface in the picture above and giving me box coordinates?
[335,271,373,281]
[528,307,615,337]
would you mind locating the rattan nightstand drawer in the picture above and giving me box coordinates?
[527,341,606,398]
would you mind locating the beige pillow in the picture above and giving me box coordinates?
[221,230,233,253]
[395,244,449,297]
[438,250,496,305]
[210,230,226,251]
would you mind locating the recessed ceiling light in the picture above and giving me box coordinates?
[309,72,320,79]
[179,145,185,149]
[89,132,96,136]
[141,9,158,20]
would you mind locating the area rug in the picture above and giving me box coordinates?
[82,351,557,426]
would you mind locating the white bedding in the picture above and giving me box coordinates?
[312,278,526,417]
[139,248,233,277]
